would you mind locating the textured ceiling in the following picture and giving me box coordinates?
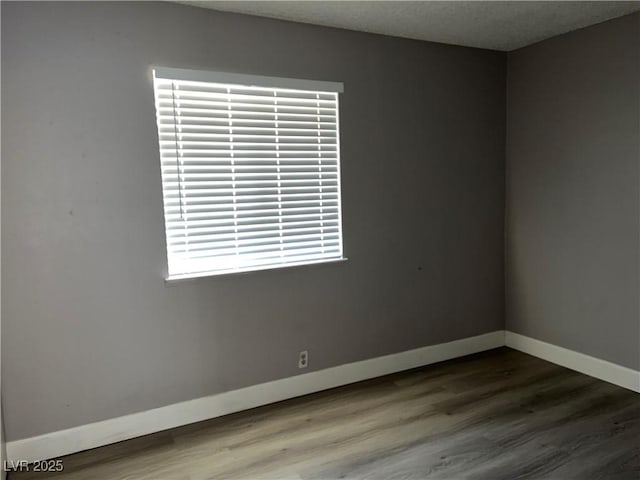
[178,1,640,51]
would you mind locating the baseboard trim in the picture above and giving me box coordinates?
[505,331,640,393]
[7,331,504,463]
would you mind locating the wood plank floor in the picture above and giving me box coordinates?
[10,348,640,480]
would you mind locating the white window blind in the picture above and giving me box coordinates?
[152,68,345,279]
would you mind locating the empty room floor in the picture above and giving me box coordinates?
[11,348,640,480]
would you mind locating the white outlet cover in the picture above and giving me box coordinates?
[298,351,308,368]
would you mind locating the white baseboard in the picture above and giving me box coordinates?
[505,331,640,393]
[6,331,505,463]
[10,330,635,463]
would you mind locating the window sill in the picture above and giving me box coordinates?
[164,257,349,285]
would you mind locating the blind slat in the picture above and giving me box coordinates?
[163,193,338,205]
[162,186,338,196]
[169,234,341,254]
[167,228,340,246]
[166,224,339,242]
[165,207,338,218]
[165,218,340,236]
[174,242,341,261]
[164,212,339,228]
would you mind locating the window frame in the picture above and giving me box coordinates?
[152,67,346,281]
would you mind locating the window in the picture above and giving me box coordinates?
[152,68,345,279]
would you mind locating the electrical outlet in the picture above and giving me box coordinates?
[298,350,308,369]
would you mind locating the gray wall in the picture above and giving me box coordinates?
[1,2,505,441]
[506,13,640,369]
